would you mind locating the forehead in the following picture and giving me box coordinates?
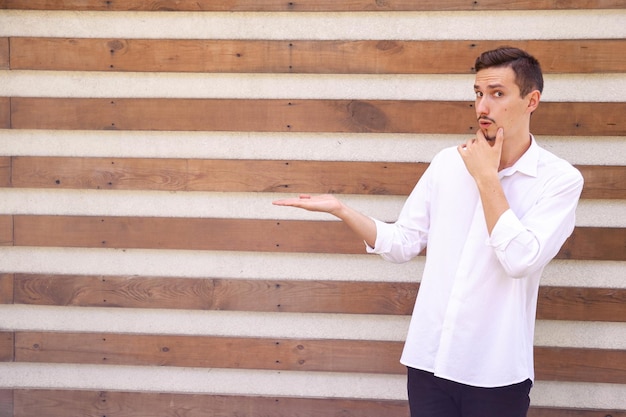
[474,66,518,91]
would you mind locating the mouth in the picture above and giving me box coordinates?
[478,116,495,130]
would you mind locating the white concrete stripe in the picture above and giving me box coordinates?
[531,381,626,410]
[1,71,624,102]
[1,10,624,40]
[0,189,624,227]
[0,304,624,349]
[0,304,410,341]
[1,363,625,409]
[0,247,624,289]
[0,363,407,400]
[1,130,624,166]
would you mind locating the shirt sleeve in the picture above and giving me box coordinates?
[488,168,584,278]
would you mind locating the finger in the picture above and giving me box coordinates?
[494,127,504,149]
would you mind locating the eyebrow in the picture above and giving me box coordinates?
[474,83,506,90]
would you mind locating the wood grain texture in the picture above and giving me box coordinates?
[529,408,626,417]
[12,390,410,417]
[0,274,13,304]
[16,332,406,374]
[8,156,626,199]
[535,346,626,384]
[4,0,625,11]
[13,274,626,322]
[10,98,626,136]
[0,97,10,129]
[0,157,10,188]
[10,38,626,74]
[14,331,626,383]
[0,216,13,246]
[12,215,626,261]
[0,38,8,70]
[10,389,626,417]
[9,157,426,196]
[0,390,13,417]
[0,332,14,362]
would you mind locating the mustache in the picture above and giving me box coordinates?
[478,116,496,123]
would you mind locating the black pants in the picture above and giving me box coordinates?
[407,367,531,417]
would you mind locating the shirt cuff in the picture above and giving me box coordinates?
[489,209,525,249]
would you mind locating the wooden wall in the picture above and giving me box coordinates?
[1,1,625,416]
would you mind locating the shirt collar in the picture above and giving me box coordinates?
[499,134,539,178]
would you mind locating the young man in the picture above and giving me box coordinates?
[273,47,584,416]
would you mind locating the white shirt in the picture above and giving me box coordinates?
[367,137,584,387]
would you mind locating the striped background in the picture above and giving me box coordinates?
[1,2,625,416]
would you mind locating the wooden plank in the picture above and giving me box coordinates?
[535,346,626,384]
[0,215,13,246]
[13,390,410,417]
[578,165,626,200]
[559,226,626,262]
[14,332,625,383]
[0,390,13,417]
[0,274,13,304]
[10,98,626,136]
[10,157,426,196]
[0,332,14,362]
[12,274,418,315]
[4,0,625,11]
[0,156,10,187]
[529,409,626,417]
[8,157,626,200]
[10,38,626,74]
[0,38,8,69]
[12,215,626,261]
[12,390,626,417]
[13,215,365,254]
[537,286,626,322]
[16,332,406,374]
[0,97,10,129]
[13,274,626,322]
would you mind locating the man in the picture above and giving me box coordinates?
[273,47,583,416]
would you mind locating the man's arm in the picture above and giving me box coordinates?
[272,194,377,248]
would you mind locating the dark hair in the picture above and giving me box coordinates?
[474,47,543,96]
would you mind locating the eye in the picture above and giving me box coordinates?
[494,91,504,97]
[475,91,483,98]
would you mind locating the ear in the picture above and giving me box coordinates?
[526,90,541,114]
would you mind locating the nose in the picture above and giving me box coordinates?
[476,95,489,116]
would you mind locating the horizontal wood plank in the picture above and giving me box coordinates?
[13,274,626,322]
[535,346,626,384]
[9,98,626,136]
[578,165,626,200]
[8,156,626,199]
[4,0,625,11]
[11,390,626,417]
[10,38,626,74]
[0,38,8,69]
[0,390,12,417]
[16,332,405,374]
[0,156,10,187]
[529,408,626,417]
[9,157,426,196]
[13,389,409,417]
[0,97,9,129]
[12,215,626,261]
[0,332,14,362]
[14,331,625,383]
[0,274,13,304]
[0,215,13,246]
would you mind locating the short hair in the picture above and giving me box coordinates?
[474,47,544,97]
